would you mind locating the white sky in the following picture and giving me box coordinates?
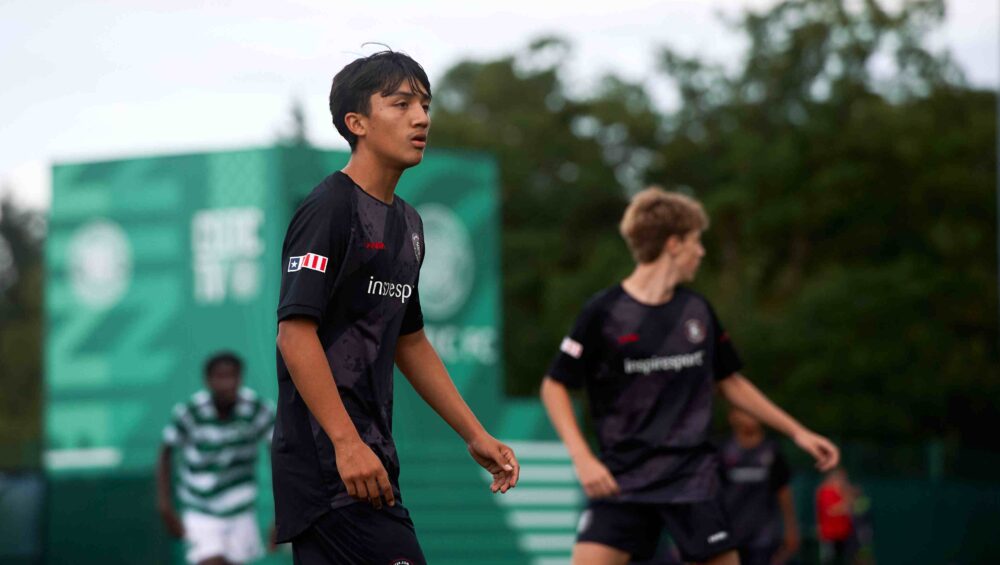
[1,0,996,211]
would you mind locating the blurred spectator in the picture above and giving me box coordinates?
[816,468,855,565]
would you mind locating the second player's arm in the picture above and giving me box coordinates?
[717,374,839,470]
[774,485,801,564]
[539,377,620,498]
[277,317,395,508]
[155,444,184,538]
[394,329,519,493]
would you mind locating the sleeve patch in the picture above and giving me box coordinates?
[560,337,583,359]
[288,253,328,273]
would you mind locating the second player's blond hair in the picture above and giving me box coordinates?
[619,187,709,263]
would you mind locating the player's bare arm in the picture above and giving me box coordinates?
[540,377,620,499]
[394,329,519,493]
[774,485,801,564]
[155,444,185,538]
[277,317,396,509]
[717,373,840,470]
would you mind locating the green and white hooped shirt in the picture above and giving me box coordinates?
[162,388,275,517]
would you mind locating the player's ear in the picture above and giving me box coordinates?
[663,235,681,257]
[344,112,367,140]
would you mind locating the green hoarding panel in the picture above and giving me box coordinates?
[44,146,541,564]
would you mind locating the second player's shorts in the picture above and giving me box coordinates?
[576,497,736,562]
[182,509,264,564]
[291,502,426,565]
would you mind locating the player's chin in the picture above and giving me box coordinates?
[398,147,426,167]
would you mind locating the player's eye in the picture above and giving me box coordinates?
[422,104,431,112]
[396,101,408,108]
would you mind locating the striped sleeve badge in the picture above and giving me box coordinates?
[288,253,328,273]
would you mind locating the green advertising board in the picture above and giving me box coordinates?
[45,146,581,565]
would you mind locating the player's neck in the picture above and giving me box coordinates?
[622,259,682,305]
[341,150,404,205]
[212,399,235,421]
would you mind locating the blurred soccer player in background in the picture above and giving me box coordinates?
[720,407,800,565]
[272,50,519,564]
[157,352,276,565]
[541,187,839,565]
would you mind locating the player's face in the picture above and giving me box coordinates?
[729,409,761,434]
[362,82,431,169]
[206,362,241,409]
[674,230,705,282]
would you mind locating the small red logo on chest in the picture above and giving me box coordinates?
[364,241,385,250]
[617,333,640,345]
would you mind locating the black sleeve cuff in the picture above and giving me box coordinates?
[277,304,323,324]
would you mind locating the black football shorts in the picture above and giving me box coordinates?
[292,502,426,565]
[576,497,736,562]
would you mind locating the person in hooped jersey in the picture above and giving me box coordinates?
[157,351,276,565]
[720,408,800,565]
[272,50,519,564]
[540,187,839,565]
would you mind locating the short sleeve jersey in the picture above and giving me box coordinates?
[719,437,792,548]
[271,172,425,542]
[162,388,275,517]
[548,285,742,503]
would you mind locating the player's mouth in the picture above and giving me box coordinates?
[410,133,427,149]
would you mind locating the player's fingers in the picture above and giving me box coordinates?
[491,447,514,473]
[377,472,395,507]
[607,475,621,496]
[345,480,358,500]
[364,477,382,509]
[354,478,370,502]
[503,447,520,488]
[820,440,840,471]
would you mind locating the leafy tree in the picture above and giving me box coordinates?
[0,193,45,468]
[430,0,999,446]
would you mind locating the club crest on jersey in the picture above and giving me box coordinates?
[411,233,422,263]
[684,319,706,344]
[288,253,328,273]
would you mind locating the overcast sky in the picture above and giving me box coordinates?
[1,0,995,210]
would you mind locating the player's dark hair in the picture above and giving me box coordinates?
[329,49,432,150]
[204,351,243,377]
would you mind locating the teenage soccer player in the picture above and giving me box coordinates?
[157,352,275,565]
[272,50,519,564]
[540,187,839,565]
[720,408,800,565]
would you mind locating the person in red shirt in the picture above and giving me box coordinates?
[816,467,855,565]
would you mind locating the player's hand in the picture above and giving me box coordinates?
[793,429,840,471]
[268,524,278,552]
[158,505,185,538]
[772,529,800,564]
[573,453,620,499]
[335,438,395,509]
[467,433,519,494]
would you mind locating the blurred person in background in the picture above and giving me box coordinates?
[272,50,519,564]
[156,351,276,565]
[720,407,800,565]
[816,467,855,565]
[540,187,839,565]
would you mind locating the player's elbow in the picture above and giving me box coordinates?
[539,376,565,403]
[276,317,318,357]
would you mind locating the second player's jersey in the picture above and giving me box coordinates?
[272,171,425,542]
[162,388,275,517]
[548,285,742,503]
[719,437,791,548]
